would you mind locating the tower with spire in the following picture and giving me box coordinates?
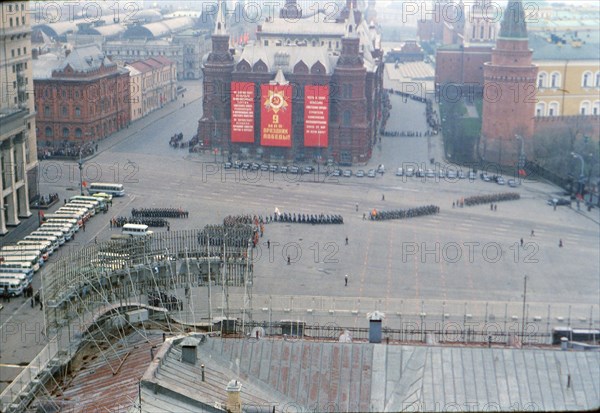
[480,0,538,166]
[197,0,234,148]
[332,2,370,164]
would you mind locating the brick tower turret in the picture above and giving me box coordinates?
[480,0,538,166]
[197,0,234,149]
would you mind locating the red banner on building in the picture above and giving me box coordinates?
[260,84,292,147]
[231,82,255,143]
[304,85,329,147]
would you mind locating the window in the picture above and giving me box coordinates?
[535,103,545,117]
[480,26,484,38]
[75,128,82,138]
[45,127,53,137]
[550,72,561,88]
[548,102,559,116]
[9,18,13,27]
[63,128,70,138]
[44,106,50,116]
[22,16,25,25]
[537,72,547,89]
[579,101,590,115]
[62,106,68,116]
[593,101,599,115]
[596,72,600,88]
[342,110,351,125]
[75,107,81,117]
[582,71,592,87]
[11,49,15,57]
[264,40,269,46]
[472,26,476,38]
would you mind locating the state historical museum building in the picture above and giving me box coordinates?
[197,0,384,164]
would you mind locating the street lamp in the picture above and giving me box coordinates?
[78,150,84,195]
[571,152,585,199]
[515,134,525,176]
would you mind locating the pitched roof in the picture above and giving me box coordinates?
[499,0,528,39]
[237,43,337,75]
[55,44,115,74]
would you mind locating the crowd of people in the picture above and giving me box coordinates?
[110,216,170,228]
[131,208,189,218]
[148,290,182,311]
[37,193,60,207]
[463,193,521,207]
[370,205,440,221]
[38,141,98,159]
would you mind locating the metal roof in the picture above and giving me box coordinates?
[138,336,600,412]
[123,17,195,39]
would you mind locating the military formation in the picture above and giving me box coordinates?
[268,212,344,224]
[463,193,520,207]
[370,205,440,221]
[111,216,170,228]
[198,223,256,249]
[131,208,189,218]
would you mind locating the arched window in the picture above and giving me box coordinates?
[75,106,81,117]
[535,102,546,117]
[45,126,53,137]
[44,105,50,116]
[537,72,547,89]
[342,110,351,125]
[548,102,559,117]
[582,71,592,87]
[62,127,69,138]
[595,72,600,87]
[593,101,600,116]
[75,128,82,138]
[61,106,67,116]
[480,25,484,38]
[472,26,476,38]
[550,72,561,88]
[579,101,590,115]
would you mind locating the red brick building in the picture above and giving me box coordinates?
[197,0,384,164]
[33,45,130,153]
[480,0,537,166]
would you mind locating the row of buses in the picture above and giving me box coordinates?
[1,185,124,297]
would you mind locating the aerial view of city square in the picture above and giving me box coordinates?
[0,0,599,411]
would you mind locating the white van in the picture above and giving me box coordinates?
[122,224,153,237]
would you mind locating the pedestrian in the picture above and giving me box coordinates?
[287,256,291,265]
[94,237,97,244]
[531,230,535,237]
[554,204,557,211]
[382,194,385,201]
[490,203,493,211]
[267,240,270,249]
[452,202,455,208]
[345,236,348,245]
[31,296,35,308]
[109,219,112,229]
[345,274,348,286]
[520,238,523,247]
[559,239,563,248]
[82,223,86,232]
[64,199,67,204]
[363,213,366,220]
[355,203,359,212]
[3,286,8,302]
[494,204,497,211]
[167,224,170,232]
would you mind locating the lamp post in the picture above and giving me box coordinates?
[515,134,525,176]
[571,151,585,198]
[78,150,84,195]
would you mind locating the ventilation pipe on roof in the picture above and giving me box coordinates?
[226,379,242,413]
[180,337,200,364]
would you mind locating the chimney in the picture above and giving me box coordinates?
[226,379,242,413]
[367,311,385,343]
[65,49,71,57]
[561,337,569,351]
[180,337,200,364]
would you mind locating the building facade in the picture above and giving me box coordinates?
[126,57,177,120]
[33,45,131,153]
[480,0,538,166]
[197,0,384,164]
[1,1,38,235]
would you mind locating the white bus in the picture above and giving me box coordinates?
[0,274,28,296]
[0,254,41,272]
[68,199,101,214]
[71,195,106,210]
[21,236,59,252]
[88,183,125,197]
[44,212,83,227]
[39,223,75,241]
[29,231,65,246]
[57,207,90,221]
[122,224,153,237]
[65,202,96,216]
[16,239,54,255]
[1,245,47,263]
[0,264,34,282]
[92,192,113,202]
[45,217,80,231]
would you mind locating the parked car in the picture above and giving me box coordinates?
[548,198,571,206]
[343,169,352,177]
[224,162,232,169]
[280,165,288,173]
[457,171,465,179]
[377,164,385,174]
[367,169,377,178]
[508,179,519,187]
[481,173,491,182]
[425,169,435,178]
[468,171,477,180]
[332,169,342,177]
[447,170,457,179]
[251,163,260,170]
[260,164,269,171]
[396,167,404,176]
[269,165,279,172]
[356,170,365,177]
[303,166,314,174]
[289,165,300,174]
[416,169,425,178]
[241,162,251,170]
[406,168,414,177]
[496,176,506,185]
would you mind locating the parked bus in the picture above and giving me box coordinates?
[0,264,34,282]
[88,183,125,197]
[122,224,153,237]
[28,231,65,246]
[0,255,41,272]
[43,213,83,228]
[39,223,75,241]
[16,239,54,255]
[57,207,90,221]
[1,245,47,263]
[0,274,28,296]
[64,202,96,216]
[71,195,106,210]
[45,217,80,231]
[92,192,113,202]
[68,199,101,214]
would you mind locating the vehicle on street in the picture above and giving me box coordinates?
[457,171,466,179]
[447,170,457,179]
[260,164,269,171]
[88,183,125,197]
[468,171,477,180]
[367,169,376,178]
[122,224,154,237]
[356,170,365,177]
[279,165,288,173]
[406,168,414,177]
[289,166,300,174]
[332,169,342,177]
[508,179,519,187]
[269,165,279,172]
[548,198,571,206]
[396,167,404,176]
[303,166,314,174]
[251,163,260,170]
[343,170,352,177]
[234,161,242,169]
[377,164,385,174]
[425,169,435,178]
[241,163,250,170]
[496,177,506,185]
[224,162,232,169]
[481,173,491,182]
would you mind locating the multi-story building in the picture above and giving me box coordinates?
[1,1,38,235]
[33,45,131,152]
[104,39,184,79]
[126,57,177,120]
[197,0,384,164]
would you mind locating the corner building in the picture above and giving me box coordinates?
[197,0,384,164]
